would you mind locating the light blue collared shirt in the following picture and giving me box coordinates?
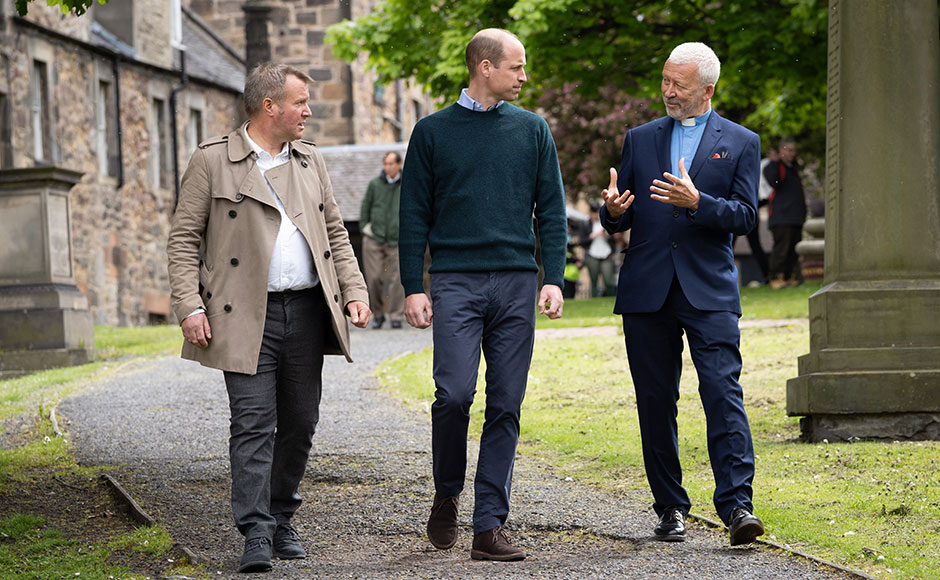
[670,108,712,176]
[457,88,504,112]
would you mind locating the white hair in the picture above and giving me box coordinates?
[668,42,720,87]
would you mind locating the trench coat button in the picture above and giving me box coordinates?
[229,210,237,218]
[224,304,232,312]
[206,291,212,299]
[333,294,339,303]
[230,258,239,266]
[235,193,244,201]
[323,250,331,259]
[673,210,679,218]
[301,160,308,168]
[318,203,324,211]
[672,241,678,249]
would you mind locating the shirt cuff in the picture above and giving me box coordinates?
[184,308,206,319]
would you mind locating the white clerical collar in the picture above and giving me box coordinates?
[679,109,712,127]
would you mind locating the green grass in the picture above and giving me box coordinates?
[0,325,181,422]
[0,513,177,580]
[378,291,939,580]
[0,325,186,579]
[538,281,821,329]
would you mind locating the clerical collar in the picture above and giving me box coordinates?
[679,109,712,127]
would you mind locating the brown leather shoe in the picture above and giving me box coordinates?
[470,526,526,561]
[427,495,459,549]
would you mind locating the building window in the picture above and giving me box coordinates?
[413,98,424,123]
[0,92,11,169]
[30,60,52,163]
[373,82,386,105]
[187,108,203,156]
[151,97,170,189]
[96,80,119,178]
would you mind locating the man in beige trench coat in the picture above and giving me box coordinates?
[167,62,370,573]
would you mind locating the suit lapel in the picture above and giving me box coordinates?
[655,117,673,177]
[688,112,723,181]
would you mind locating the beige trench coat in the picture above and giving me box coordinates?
[167,124,369,374]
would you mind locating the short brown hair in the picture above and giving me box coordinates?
[465,29,520,79]
[243,62,313,117]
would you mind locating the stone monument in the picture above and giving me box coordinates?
[787,0,940,441]
[0,166,94,377]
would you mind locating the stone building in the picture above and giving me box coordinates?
[0,0,431,327]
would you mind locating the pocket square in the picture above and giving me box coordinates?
[711,150,731,160]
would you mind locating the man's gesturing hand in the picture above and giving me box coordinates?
[347,300,371,329]
[181,312,212,349]
[603,167,634,219]
[404,293,433,329]
[650,157,700,210]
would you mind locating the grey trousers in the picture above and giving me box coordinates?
[223,287,326,540]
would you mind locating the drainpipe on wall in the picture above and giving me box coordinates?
[170,49,188,210]
[112,56,124,188]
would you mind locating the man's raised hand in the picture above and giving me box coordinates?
[603,167,633,219]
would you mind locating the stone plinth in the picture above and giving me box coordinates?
[786,0,940,441]
[0,167,94,376]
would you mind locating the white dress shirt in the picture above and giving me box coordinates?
[243,125,319,292]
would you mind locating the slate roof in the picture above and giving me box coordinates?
[319,143,408,223]
[177,6,245,93]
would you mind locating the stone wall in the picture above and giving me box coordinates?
[3,16,242,326]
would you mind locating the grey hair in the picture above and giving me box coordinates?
[668,42,720,87]
[243,62,313,117]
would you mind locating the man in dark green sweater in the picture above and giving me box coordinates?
[360,151,403,328]
[399,28,567,562]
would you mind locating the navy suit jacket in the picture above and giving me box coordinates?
[601,112,760,315]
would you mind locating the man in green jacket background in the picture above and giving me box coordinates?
[359,151,404,329]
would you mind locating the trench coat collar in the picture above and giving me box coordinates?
[228,122,316,163]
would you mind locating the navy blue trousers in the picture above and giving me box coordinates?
[429,271,537,534]
[621,276,755,525]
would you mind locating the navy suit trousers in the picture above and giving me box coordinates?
[429,271,537,534]
[621,276,755,525]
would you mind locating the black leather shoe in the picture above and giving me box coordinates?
[372,315,385,329]
[273,522,306,559]
[729,507,764,546]
[427,494,459,549]
[654,507,686,542]
[239,536,272,573]
[391,320,403,329]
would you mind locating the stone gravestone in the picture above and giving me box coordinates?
[787,0,940,441]
[0,166,94,376]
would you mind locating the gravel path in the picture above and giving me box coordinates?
[60,325,854,579]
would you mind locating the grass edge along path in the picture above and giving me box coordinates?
[378,286,939,580]
[0,325,206,579]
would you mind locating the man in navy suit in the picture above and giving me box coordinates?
[601,42,765,546]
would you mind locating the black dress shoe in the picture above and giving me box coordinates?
[654,507,686,542]
[239,536,272,573]
[273,522,306,559]
[372,315,385,329]
[391,320,403,329]
[729,507,765,546]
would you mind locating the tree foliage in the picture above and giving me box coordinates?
[327,0,829,157]
[15,0,107,17]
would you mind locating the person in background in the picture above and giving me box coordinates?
[579,201,617,296]
[765,138,807,289]
[360,151,405,328]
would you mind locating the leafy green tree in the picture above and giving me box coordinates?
[328,0,829,159]
[15,0,107,17]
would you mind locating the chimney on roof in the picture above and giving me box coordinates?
[243,0,274,71]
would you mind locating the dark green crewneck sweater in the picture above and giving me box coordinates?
[398,103,567,295]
